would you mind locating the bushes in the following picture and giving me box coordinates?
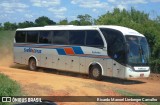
[150,59,160,73]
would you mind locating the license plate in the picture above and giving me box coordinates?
[140,74,144,77]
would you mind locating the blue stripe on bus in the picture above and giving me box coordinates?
[72,46,84,54]
[56,48,66,55]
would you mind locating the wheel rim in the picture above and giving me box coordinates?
[92,68,100,78]
[30,60,36,70]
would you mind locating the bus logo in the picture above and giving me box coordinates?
[24,48,42,54]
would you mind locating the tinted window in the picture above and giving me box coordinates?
[69,30,85,45]
[100,28,125,63]
[27,31,38,43]
[15,31,26,43]
[86,30,104,47]
[53,31,69,45]
[39,31,52,44]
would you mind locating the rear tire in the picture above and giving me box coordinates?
[89,65,102,80]
[29,58,37,71]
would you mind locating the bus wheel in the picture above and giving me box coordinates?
[29,58,37,71]
[89,65,102,80]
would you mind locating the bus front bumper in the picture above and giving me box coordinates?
[125,67,150,78]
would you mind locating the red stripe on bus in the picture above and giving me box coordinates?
[64,48,75,55]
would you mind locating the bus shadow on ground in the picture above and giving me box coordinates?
[102,76,145,85]
[11,64,29,70]
[11,64,145,85]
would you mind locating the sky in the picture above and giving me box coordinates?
[0,0,160,24]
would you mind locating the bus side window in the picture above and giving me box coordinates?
[69,30,85,46]
[86,30,104,48]
[53,31,69,45]
[15,31,26,43]
[39,31,52,44]
[27,31,38,43]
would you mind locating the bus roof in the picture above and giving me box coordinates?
[16,25,144,37]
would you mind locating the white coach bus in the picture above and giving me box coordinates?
[14,25,150,80]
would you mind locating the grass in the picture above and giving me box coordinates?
[115,89,139,96]
[0,73,21,96]
[115,89,159,105]
[0,73,22,105]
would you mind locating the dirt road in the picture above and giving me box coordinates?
[0,64,160,105]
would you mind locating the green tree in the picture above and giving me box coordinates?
[35,16,56,26]
[0,23,3,30]
[58,19,68,25]
[95,8,149,27]
[77,14,92,25]
[18,21,35,28]
[3,22,17,30]
[69,20,80,25]
[3,22,12,30]
[156,16,160,23]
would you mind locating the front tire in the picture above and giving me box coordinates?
[89,65,102,80]
[29,58,37,70]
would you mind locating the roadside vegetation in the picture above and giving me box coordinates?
[0,73,22,105]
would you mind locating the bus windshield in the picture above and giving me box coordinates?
[126,35,150,66]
